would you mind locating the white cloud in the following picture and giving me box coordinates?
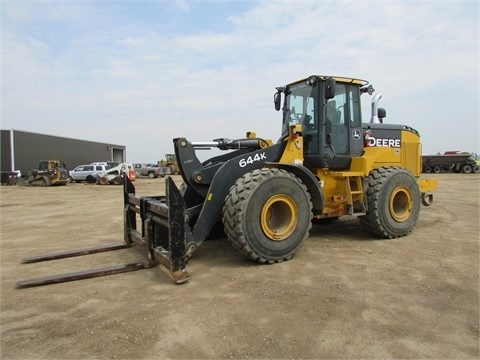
[1,0,478,162]
[174,0,191,12]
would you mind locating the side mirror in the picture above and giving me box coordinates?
[378,108,386,123]
[325,77,336,99]
[361,84,375,95]
[274,91,282,111]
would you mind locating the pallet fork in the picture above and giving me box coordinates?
[16,176,191,289]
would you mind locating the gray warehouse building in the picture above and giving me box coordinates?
[1,129,126,175]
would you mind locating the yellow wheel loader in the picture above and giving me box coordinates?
[160,153,180,174]
[17,75,438,288]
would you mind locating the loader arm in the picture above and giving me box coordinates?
[174,138,289,251]
[173,137,271,198]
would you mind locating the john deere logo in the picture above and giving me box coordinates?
[352,129,361,140]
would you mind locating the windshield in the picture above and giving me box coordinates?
[282,82,317,137]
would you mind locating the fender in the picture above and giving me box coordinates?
[270,162,324,216]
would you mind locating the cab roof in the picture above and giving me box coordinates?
[288,75,369,87]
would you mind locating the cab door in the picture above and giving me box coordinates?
[325,83,363,169]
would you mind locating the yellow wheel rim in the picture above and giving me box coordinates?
[389,186,413,222]
[261,194,298,241]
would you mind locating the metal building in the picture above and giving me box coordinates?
[1,129,126,175]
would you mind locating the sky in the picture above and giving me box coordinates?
[2,0,479,163]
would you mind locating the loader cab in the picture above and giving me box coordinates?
[278,76,366,170]
[38,160,66,171]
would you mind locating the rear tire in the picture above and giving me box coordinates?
[360,166,420,238]
[222,168,312,263]
[462,165,472,173]
[422,165,431,173]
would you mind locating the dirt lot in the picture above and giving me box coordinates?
[1,173,478,359]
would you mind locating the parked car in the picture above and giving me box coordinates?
[132,163,168,179]
[69,164,108,183]
[91,162,119,168]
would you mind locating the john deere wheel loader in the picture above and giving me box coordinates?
[16,75,438,288]
[160,153,180,174]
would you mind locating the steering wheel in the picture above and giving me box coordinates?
[302,114,315,130]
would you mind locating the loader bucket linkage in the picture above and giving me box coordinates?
[16,175,191,289]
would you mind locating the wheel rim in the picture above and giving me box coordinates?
[260,194,298,241]
[389,186,413,222]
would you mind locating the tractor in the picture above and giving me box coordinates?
[26,160,69,186]
[16,75,438,288]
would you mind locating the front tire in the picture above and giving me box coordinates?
[222,168,312,263]
[360,166,420,238]
[98,176,109,185]
[113,175,123,185]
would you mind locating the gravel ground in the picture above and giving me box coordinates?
[1,173,478,359]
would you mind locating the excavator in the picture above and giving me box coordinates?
[16,75,438,288]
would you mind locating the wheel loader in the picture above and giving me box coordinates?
[160,153,180,174]
[16,75,438,288]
